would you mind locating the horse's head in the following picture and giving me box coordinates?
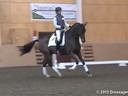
[78,22,87,43]
[68,22,87,43]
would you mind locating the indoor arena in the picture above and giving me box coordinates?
[0,0,128,96]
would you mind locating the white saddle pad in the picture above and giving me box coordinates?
[48,33,65,47]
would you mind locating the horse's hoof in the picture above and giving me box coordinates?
[58,73,62,77]
[68,67,74,71]
[58,74,62,77]
[86,71,92,77]
[67,69,72,72]
[46,75,51,78]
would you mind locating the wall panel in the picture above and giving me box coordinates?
[83,0,128,42]
[0,3,11,23]
[1,24,11,44]
[11,3,29,23]
[0,24,1,46]
[0,0,75,3]
[11,28,30,46]
[83,0,128,4]
[1,0,128,44]
[0,0,75,45]
[86,23,128,42]
[30,0,75,3]
[0,0,10,2]
[10,0,30,2]
[83,5,128,22]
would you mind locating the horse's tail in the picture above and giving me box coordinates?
[19,39,39,56]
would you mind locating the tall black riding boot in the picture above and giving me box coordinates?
[56,41,60,55]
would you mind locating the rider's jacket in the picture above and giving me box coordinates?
[53,14,69,30]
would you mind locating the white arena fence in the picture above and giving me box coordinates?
[57,60,128,69]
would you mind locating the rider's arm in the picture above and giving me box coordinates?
[63,18,70,27]
[53,17,61,29]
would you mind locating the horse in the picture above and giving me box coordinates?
[19,23,92,78]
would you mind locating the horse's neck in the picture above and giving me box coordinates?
[65,30,80,44]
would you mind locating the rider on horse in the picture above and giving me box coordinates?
[53,7,71,54]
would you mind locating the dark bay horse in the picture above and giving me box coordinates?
[19,23,92,78]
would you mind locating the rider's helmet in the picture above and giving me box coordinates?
[55,7,62,12]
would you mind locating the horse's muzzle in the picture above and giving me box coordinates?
[81,39,85,43]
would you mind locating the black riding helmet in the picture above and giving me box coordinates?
[55,7,62,12]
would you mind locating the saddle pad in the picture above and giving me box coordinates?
[48,33,65,47]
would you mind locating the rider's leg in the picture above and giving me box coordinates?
[56,30,61,53]
[59,31,64,44]
[56,30,61,43]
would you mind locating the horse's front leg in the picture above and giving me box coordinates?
[76,52,92,77]
[52,66,62,77]
[68,52,79,70]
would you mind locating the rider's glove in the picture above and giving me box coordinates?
[69,26,72,28]
[61,26,64,29]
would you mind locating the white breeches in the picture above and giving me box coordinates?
[56,30,61,41]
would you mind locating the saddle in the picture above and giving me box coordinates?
[48,30,66,47]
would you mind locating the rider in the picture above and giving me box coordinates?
[53,7,71,54]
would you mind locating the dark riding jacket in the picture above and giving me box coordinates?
[53,14,69,30]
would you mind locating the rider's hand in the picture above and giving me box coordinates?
[61,26,64,29]
[69,26,72,28]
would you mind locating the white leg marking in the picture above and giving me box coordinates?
[52,54,58,69]
[52,66,62,77]
[42,67,50,78]
[68,64,78,70]
[83,65,92,77]
[83,65,89,72]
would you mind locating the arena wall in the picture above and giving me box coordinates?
[0,0,75,68]
[0,44,37,68]
[83,0,128,42]
[1,0,128,44]
[0,0,75,45]
[0,0,128,68]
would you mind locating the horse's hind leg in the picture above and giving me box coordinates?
[42,64,50,78]
[42,55,51,78]
[43,53,62,77]
[52,54,58,68]
[48,54,62,77]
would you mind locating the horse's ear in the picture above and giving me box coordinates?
[84,22,88,26]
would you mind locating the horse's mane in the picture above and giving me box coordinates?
[66,23,81,35]
[70,23,81,31]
